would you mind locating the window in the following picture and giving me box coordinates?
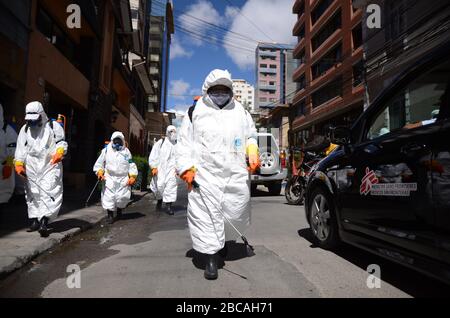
[312,76,342,108]
[36,6,76,62]
[269,65,277,69]
[352,23,362,50]
[260,97,267,102]
[298,74,306,90]
[298,24,305,41]
[298,49,306,65]
[352,60,364,87]
[260,64,267,68]
[311,43,342,79]
[269,81,275,85]
[312,9,341,52]
[367,58,450,140]
[311,0,334,25]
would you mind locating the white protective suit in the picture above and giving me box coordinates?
[148,125,178,203]
[93,132,138,211]
[0,104,18,203]
[176,69,258,255]
[14,102,68,221]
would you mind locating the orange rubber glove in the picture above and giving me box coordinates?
[51,148,64,165]
[127,176,137,186]
[180,168,196,191]
[97,169,105,180]
[246,144,260,174]
[151,168,158,176]
[15,162,26,177]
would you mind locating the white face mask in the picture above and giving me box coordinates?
[169,131,177,142]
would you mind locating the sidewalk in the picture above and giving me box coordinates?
[0,191,149,277]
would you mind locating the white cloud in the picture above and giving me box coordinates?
[170,36,193,60]
[169,79,190,100]
[224,0,297,70]
[178,0,223,46]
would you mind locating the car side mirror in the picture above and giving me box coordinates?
[331,126,352,146]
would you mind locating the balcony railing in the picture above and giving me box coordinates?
[259,68,277,74]
[259,85,277,91]
[259,50,277,58]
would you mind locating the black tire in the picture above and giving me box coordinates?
[308,186,340,249]
[268,181,282,196]
[285,178,305,205]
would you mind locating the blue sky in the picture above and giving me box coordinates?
[166,0,297,114]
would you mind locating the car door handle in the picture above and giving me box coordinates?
[400,143,426,155]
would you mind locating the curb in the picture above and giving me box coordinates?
[0,205,106,279]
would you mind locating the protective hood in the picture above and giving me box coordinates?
[166,125,176,135]
[0,103,4,127]
[25,101,48,123]
[166,125,177,142]
[202,69,234,95]
[110,131,125,143]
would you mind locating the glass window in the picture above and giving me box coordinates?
[312,76,342,108]
[352,23,362,50]
[311,0,334,25]
[311,43,342,79]
[312,9,341,52]
[366,58,450,140]
[353,60,364,87]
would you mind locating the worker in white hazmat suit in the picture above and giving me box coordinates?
[0,103,18,205]
[93,131,138,224]
[176,69,260,280]
[14,101,68,237]
[148,125,178,215]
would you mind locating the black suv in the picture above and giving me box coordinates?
[305,43,450,284]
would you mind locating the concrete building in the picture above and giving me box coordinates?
[0,0,152,190]
[232,79,255,112]
[145,0,174,145]
[290,0,364,147]
[255,43,297,109]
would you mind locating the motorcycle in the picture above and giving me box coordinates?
[285,148,322,205]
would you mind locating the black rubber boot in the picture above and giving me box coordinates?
[107,210,115,224]
[166,203,174,215]
[28,218,40,232]
[156,199,163,210]
[116,208,123,220]
[204,253,218,280]
[38,217,49,237]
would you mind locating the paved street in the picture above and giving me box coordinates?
[1,183,449,298]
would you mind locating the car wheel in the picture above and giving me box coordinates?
[259,147,279,175]
[308,187,340,249]
[268,181,282,196]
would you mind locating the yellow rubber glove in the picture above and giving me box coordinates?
[15,161,26,177]
[97,169,105,180]
[246,144,260,174]
[151,168,158,176]
[51,147,65,164]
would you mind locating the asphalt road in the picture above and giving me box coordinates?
[1,183,449,298]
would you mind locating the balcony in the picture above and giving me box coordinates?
[293,0,304,14]
[259,68,277,74]
[259,102,275,108]
[259,85,277,91]
[259,50,277,58]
